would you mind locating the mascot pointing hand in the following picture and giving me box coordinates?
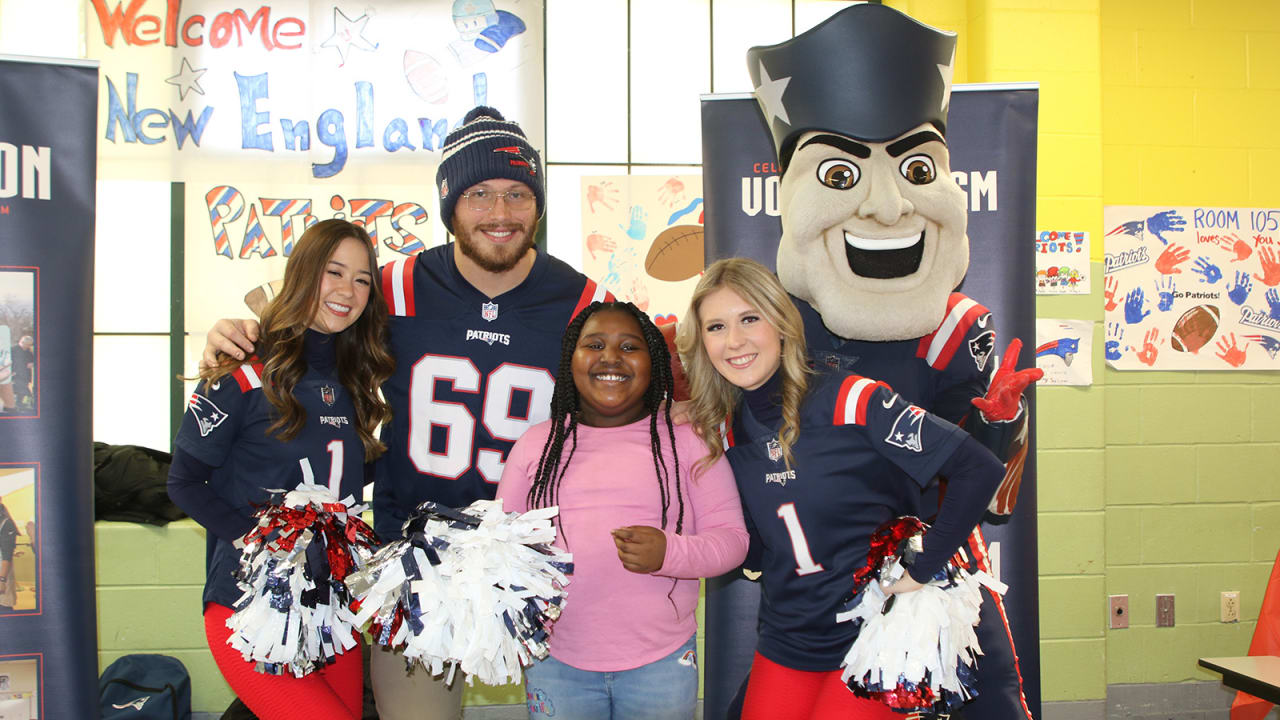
[702,4,1042,719]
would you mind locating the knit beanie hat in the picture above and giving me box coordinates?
[435,106,545,233]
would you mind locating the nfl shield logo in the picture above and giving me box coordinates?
[766,438,782,463]
[320,385,336,406]
[481,302,499,322]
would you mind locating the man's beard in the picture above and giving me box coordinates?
[455,218,539,273]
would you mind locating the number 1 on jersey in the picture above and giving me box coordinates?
[298,439,344,496]
[777,502,824,576]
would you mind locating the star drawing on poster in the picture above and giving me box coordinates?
[165,57,207,100]
[753,61,792,127]
[321,7,379,66]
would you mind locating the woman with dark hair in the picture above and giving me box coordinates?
[168,219,394,720]
[677,258,1004,720]
[496,301,748,720]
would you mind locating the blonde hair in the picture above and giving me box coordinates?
[675,257,811,470]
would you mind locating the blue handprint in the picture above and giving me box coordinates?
[619,206,647,241]
[1105,323,1124,361]
[1268,288,1280,321]
[1228,271,1252,306]
[1192,256,1222,284]
[1124,287,1150,325]
[1155,276,1176,311]
[1146,210,1187,245]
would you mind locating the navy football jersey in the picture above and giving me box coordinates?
[175,361,365,607]
[725,370,967,671]
[372,245,610,540]
[797,292,993,425]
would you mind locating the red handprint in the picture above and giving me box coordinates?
[657,177,686,207]
[1218,233,1253,262]
[586,181,619,214]
[970,338,1043,422]
[1136,328,1160,366]
[1254,246,1280,287]
[629,276,651,312]
[1214,333,1247,367]
[585,232,617,260]
[1155,244,1190,275]
[1104,275,1120,312]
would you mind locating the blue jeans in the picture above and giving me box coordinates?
[523,633,698,720]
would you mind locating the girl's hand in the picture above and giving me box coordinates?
[611,525,666,573]
[883,573,925,595]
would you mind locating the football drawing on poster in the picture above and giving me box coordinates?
[580,176,704,325]
[1035,230,1090,295]
[1103,204,1280,370]
[1035,318,1093,386]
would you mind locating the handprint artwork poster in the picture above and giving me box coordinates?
[1035,230,1090,295]
[1035,318,1093,386]
[1103,204,1280,370]
[580,175,705,325]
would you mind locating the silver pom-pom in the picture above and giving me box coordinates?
[347,499,572,686]
[226,482,377,676]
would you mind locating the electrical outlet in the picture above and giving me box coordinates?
[1109,594,1129,629]
[1156,594,1175,627]
[1221,591,1240,623]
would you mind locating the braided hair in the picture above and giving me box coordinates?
[526,301,686,535]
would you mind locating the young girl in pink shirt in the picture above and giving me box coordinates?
[496,301,749,720]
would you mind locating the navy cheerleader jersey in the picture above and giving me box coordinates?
[796,292,994,425]
[175,360,365,607]
[373,245,610,540]
[724,370,968,672]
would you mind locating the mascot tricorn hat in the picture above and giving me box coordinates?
[747,3,957,170]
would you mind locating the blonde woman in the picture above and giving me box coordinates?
[677,258,1003,719]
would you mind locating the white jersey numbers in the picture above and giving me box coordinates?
[777,502,825,577]
[298,439,345,496]
[408,354,554,483]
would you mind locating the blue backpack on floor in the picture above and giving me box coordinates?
[99,654,192,720]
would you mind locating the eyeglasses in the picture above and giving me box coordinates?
[460,188,536,212]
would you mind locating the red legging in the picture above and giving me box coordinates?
[741,652,899,720]
[203,603,363,720]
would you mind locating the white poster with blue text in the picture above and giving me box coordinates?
[1103,204,1280,370]
[87,0,544,329]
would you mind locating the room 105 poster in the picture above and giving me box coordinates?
[1104,204,1280,371]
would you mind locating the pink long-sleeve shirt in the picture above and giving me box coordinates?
[496,417,748,672]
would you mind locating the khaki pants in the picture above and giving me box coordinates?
[369,645,465,720]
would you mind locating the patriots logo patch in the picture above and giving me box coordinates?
[494,145,538,176]
[766,437,782,463]
[969,329,996,372]
[112,696,150,710]
[886,404,927,452]
[187,393,228,437]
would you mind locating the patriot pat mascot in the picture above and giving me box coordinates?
[704,4,1042,719]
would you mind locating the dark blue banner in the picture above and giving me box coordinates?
[0,54,99,719]
[700,86,1040,719]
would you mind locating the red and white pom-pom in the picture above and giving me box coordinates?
[226,482,378,677]
[835,516,1006,714]
[345,499,572,687]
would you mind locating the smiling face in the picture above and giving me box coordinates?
[452,178,539,275]
[309,236,373,334]
[775,124,969,341]
[571,308,653,428]
[697,287,783,391]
